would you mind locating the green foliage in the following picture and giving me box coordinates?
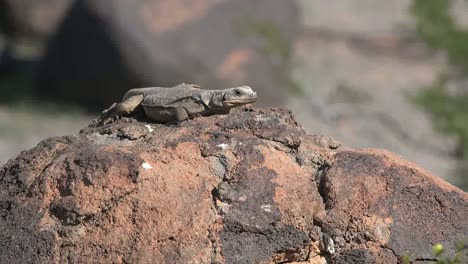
[402,252,411,264]
[431,242,467,264]
[402,242,467,264]
[410,0,468,190]
[411,0,468,73]
[409,78,468,157]
[234,17,303,95]
[236,18,291,64]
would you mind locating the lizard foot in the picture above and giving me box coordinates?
[100,115,120,125]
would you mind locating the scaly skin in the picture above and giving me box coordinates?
[100,83,257,124]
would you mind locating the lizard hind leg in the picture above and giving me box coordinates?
[99,94,144,123]
[115,94,145,115]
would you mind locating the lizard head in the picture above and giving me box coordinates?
[220,86,257,107]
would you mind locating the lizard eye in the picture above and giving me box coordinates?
[235,90,242,96]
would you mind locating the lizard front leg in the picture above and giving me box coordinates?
[100,94,144,124]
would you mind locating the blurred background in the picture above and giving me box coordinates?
[0,0,467,190]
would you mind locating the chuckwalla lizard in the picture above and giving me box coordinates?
[100,83,257,123]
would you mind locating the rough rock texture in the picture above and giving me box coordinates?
[35,0,299,109]
[0,107,467,263]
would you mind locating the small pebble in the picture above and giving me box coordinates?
[142,162,153,169]
[217,143,229,149]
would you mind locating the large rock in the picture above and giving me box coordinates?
[0,107,466,263]
[35,0,299,110]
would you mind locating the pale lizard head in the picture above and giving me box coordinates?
[219,86,257,107]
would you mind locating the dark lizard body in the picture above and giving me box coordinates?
[100,83,257,123]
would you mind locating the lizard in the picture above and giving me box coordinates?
[100,83,257,124]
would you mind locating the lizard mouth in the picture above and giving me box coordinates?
[223,98,257,106]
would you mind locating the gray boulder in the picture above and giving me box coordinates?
[35,0,299,110]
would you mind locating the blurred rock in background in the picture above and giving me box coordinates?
[0,0,72,40]
[0,0,72,98]
[0,0,72,73]
[289,0,459,185]
[35,0,299,110]
[0,0,86,165]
